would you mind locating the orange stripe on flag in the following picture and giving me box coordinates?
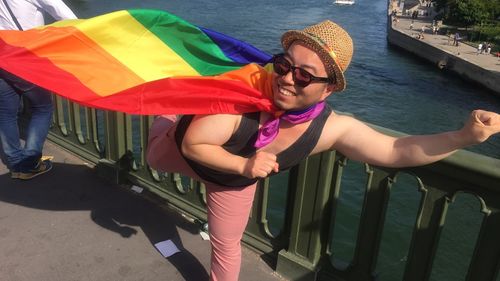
[217,63,274,99]
[0,26,145,97]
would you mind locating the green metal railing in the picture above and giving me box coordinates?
[47,97,500,281]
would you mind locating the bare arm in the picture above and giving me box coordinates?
[329,110,500,168]
[181,114,279,178]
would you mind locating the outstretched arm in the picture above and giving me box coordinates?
[329,110,500,168]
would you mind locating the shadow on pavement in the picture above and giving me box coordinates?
[0,162,209,281]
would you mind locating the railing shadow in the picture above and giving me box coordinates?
[0,162,209,281]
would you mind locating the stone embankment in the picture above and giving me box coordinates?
[386,1,500,96]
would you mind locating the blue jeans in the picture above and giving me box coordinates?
[0,76,53,172]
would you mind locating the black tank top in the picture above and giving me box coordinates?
[175,105,332,187]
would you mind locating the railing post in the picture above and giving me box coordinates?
[276,151,335,281]
[47,98,102,163]
[343,166,394,281]
[96,111,129,184]
[466,208,500,281]
[402,183,448,281]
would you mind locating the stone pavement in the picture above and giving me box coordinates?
[0,141,285,281]
[392,16,500,72]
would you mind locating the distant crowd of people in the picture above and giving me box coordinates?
[411,19,441,40]
[398,7,497,56]
[407,8,430,18]
[405,18,497,58]
[477,42,492,55]
[410,10,424,19]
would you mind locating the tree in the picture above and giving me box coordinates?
[482,0,500,21]
[432,0,491,27]
[449,0,488,27]
[431,0,450,13]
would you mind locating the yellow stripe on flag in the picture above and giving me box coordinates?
[63,11,200,81]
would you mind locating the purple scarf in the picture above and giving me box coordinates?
[254,101,326,148]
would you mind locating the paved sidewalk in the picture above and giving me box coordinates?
[392,17,500,72]
[0,141,284,281]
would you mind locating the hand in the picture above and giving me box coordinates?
[242,151,279,178]
[460,110,500,145]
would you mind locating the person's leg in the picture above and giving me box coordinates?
[206,182,257,281]
[18,86,54,171]
[147,115,257,280]
[0,78,23,172]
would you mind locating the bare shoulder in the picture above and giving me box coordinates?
[192,114,242,128]
[323,112,362,137]
[185,114,243,145]
[312,112,363,154]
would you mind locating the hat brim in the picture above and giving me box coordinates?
[281,30,346,92]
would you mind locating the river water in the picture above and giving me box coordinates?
[65,0,500,280]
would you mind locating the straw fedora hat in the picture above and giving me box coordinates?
[281,20,353,92]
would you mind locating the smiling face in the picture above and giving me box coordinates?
[272,41,335,111]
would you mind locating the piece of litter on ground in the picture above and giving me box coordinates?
[131,185,144,193]
[154,240,180,257]
[199,231,210,241]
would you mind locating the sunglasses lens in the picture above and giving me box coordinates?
[273,54,326,88]
[273,57,290,76]
[293,68,312,87]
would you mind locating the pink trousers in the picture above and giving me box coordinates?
[147,115,257,281]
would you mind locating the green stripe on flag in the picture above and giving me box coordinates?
[129,9,242,76]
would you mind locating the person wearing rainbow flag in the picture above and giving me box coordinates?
[0,8,498,280]
[146,21,500,281]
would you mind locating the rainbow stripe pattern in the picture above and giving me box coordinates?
[0,9,277,114]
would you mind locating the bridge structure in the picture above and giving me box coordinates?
[2,97,495,281]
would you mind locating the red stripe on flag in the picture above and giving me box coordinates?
[0,39,97,101]
[75,77,277,115]
[0,26,145,96]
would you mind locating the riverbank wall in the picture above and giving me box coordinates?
[386,12,500,96]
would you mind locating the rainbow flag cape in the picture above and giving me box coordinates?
[0,9,277,115]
